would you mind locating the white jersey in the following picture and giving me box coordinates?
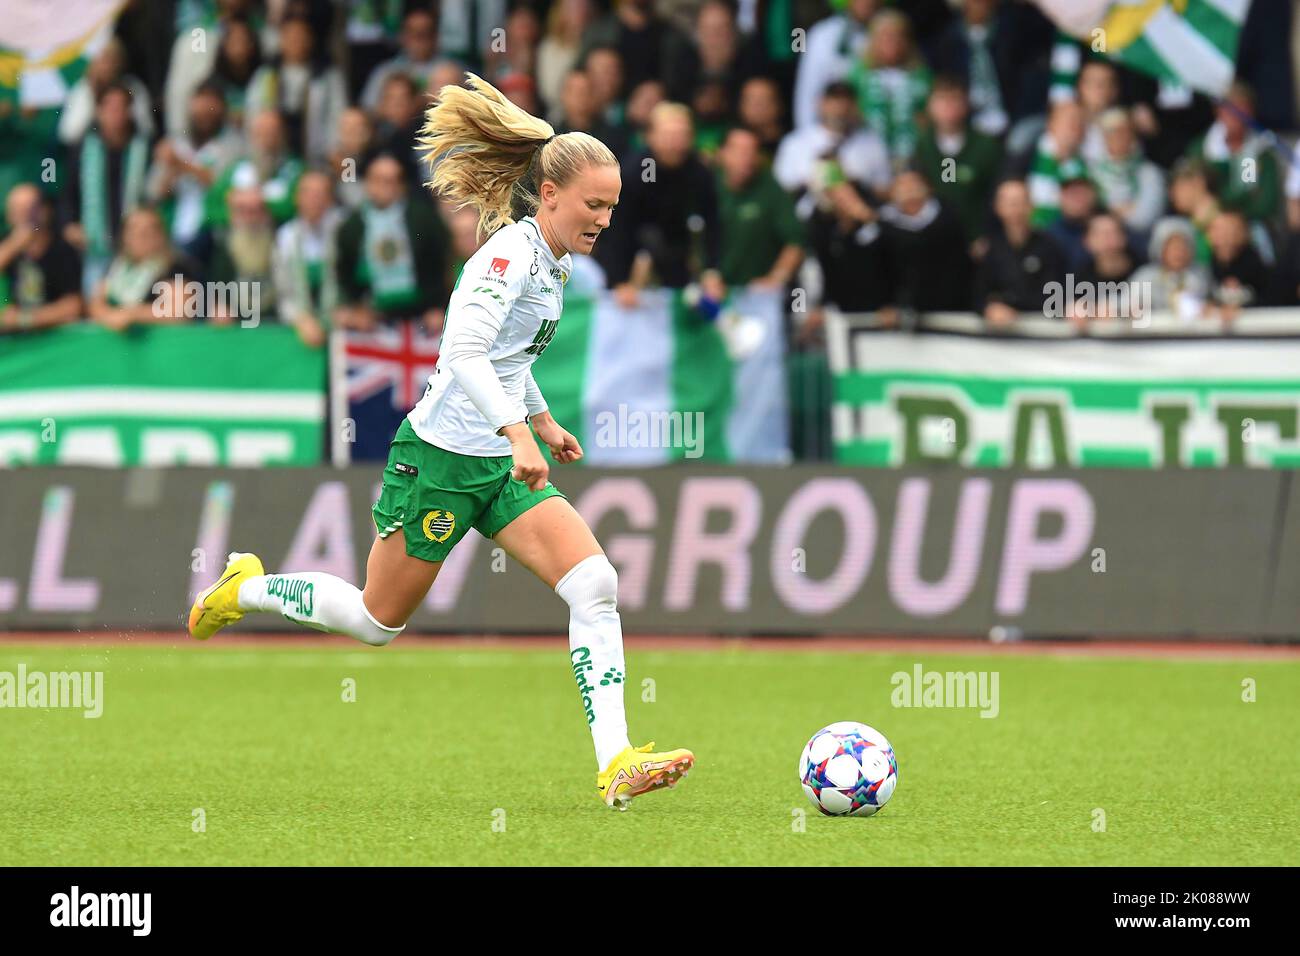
[408,215,573,456]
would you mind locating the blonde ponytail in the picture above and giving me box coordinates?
[418,72,619,239]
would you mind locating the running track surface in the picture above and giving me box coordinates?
[1,632,1299,659]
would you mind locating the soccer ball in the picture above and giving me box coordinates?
[798,721,898,817]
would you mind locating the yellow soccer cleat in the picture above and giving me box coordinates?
[188,552,264,640]
[596,742,695,810]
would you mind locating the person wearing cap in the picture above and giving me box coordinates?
[1045,173,1100,272]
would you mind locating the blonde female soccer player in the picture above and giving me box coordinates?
[187,73,693,809]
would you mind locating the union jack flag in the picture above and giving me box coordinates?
[345,322,441,411]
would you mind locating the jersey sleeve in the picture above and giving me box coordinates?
[523,368,548,417]
[440,237,535,433]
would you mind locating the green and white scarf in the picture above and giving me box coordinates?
[81,131,149,260]
[966,23,1007,135]
[104,255,168,307]
[361,202,417,312]
[851,62,932,164]
[1028,133,1087,226]
[1048,32,1081,103]
[1088,154,1141,210]
[282,217,338,321]
[169,134,231,243]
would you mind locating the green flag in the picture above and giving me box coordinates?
[1032,0,1251,97]
[530,286,790,465]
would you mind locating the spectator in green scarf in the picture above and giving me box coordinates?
[335,154,451,333]
[273,171,342,348]
[1025,99,1087,227]
[849,9,932,168]
[88,207,196,331]
[204,110,304,230]
[61,84,151,296]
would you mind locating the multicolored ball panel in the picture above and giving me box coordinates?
[798,722,898,818]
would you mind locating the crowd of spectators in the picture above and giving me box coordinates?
[1,0,1299,456]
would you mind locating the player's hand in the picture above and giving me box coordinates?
[533,414,583,464]
[503,424,550,491]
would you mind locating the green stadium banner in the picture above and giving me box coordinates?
[830,331,1300,468]
[0,324,326,467]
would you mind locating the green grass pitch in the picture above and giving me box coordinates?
[1,642,1297,866]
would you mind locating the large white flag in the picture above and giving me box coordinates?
[0,0,125,107]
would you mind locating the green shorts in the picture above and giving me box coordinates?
[372,419,566,562]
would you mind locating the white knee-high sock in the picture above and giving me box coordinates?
[237,573,404,647]
[555,554,632,769]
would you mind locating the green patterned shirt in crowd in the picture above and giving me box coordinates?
[1028,133,1088,227]
[849,61,932,166]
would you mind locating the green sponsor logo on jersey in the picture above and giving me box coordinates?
[524,318,559,356]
